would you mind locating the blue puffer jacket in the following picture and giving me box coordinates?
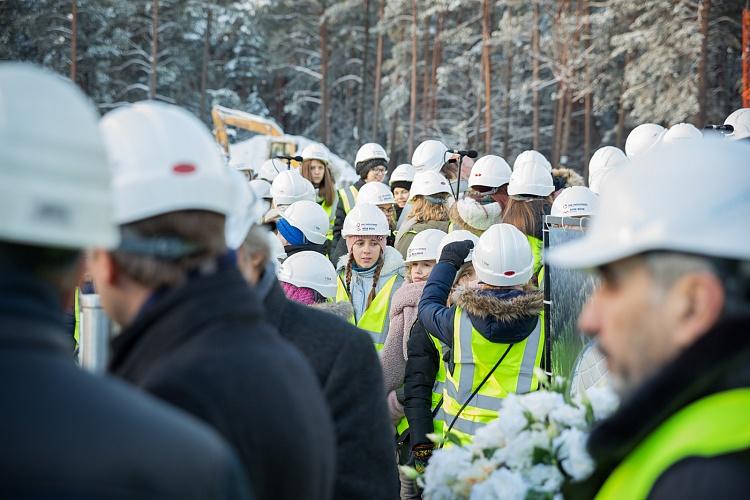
[417,261,543,349]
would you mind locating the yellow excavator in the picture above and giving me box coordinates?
[211,105,297,161]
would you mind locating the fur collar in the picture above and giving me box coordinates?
[336,246,405,279]
[552,167,585,188]
[452,286,543,322]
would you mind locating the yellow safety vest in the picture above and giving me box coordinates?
[337,185,359,215]
[442,307,545,444]
[335,273,402,351]
[528,235,543,279]
[595,388,750,500]
[320,193,338,241]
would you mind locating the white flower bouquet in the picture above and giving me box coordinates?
[410,372,618,500]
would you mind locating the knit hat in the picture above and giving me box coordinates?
[390,180,412,192]
[356,157,388,178]
[345,234,387,254]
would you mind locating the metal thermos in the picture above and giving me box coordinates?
[78,294,116,374]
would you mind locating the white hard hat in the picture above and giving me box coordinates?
[473,223,534,287]
[455,198,502,231]
[278,251,338,298]
[662,123,702,144]
[249,179,272,200]
[437,230,479,263]
[513,150,551,173]
[225,170,264,250]
[0,63,118,249]
[406,228,447,263]
[625,123,665,158]
[356,182,396,206]
[412,139,449,173]
[551,186,599,218]
[547,138,750,269]
[100,101,232,225]
[271,170,316,206]
[282,200,329,244]
[258,158,289,182]
[355,142,389,165]
[724,108,750,140]
[300,143,330,164]
[469,155,512,188]
[266,229,287,263]
[507,157,554,197]
[588,146,629,194]
[409,171,452,200]
[389,163,415,185]
[341,203,391,237]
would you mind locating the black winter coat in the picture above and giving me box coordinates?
[256,268,400,499]
[0,272,250,500]
[109,262,336,500]
[404,320,441,451]
[565,314,750,500]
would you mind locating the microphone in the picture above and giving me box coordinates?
[448,149,478,159]
[274,155,304,162]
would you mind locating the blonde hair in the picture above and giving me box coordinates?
[410,194,450,223]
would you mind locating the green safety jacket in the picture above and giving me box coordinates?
[442,307,545,444]
[595,388,750,500]
[335,274,402,351]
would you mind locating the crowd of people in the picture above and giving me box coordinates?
[2,61,749,499]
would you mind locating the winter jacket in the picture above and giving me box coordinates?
[330,179,366,262]
[336,246,405,322]
[565,313,750,500]
[254,265,400,500]
[0,271,250,500]
[109,259,335,500]
[404,320,442,450]
[418,261,543,350]
[395,219,451,259]
[381,281,425,394]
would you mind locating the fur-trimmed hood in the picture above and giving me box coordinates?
[336,246,405,279]
[552,167,585,190]
[312,300,354,320]
[451,286,543,343]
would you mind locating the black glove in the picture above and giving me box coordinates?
[412,443,434,474]
[438,240,474,268]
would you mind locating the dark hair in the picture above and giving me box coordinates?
[113,211,226,288]
[300,159,335,206]
[0,241,82,294]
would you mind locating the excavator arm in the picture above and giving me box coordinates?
[211,105,285,153]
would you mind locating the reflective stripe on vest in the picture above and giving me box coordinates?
[338,185,359,215]
[528,235,543,278]
[442,308,545,442]
[596,388,750,500]
[335,273,403,351]
[320,194,338,240]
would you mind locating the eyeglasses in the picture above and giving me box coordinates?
[371,167,387,174]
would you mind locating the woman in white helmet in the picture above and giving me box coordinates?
[299,143,338,246]
[417,224,544,445]
[335,204,405,352]
[503,155,555,284]
[394,171,453,259]
[278,251,338,305]
[275,199,330,257]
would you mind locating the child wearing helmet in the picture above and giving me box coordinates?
[265,170,316,227]
[275,200,330,257]
[278,251,338,305]
[389,163,415,227]
[417,224,545,446]
[335,204,405,351]
[299,143,338,246]
[448,197,501,236]
[356,181,398,246]
[394,171,453,259]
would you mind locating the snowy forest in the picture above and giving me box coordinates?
[2,0,745,177]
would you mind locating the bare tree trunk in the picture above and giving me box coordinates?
[150,0,159,99]
[199,6,212,120]
[421,15,431,123]
[583,0,592,177]
[481,0,492,152]
[503,28,513,159]
[70,0,77,83]
[474,86,482,146]
[320,3,330,143]
[408,0,418,154]
[531,0,540,150]
[372,0,385,138]
[616,53,630,148]
[696,0,710,126]
[430,12,444,124]
[389,107,399,169]
[357,0,371,142]
[560,0,580,164]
